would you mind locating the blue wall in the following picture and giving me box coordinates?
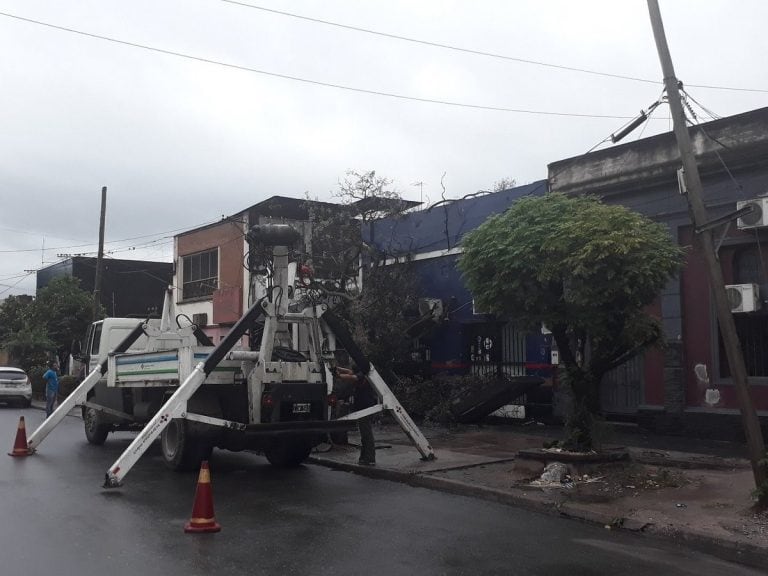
[369,181,552,377]
[366,180,547,255]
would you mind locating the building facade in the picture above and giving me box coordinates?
[367,181,556,419]
[37,257,172,318]
[548,106,768,439]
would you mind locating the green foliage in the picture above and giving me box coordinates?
[337,263,419,369]
[31,276,97,357]
[1,277,97,370]
[306,170,417,370]
[460,194,682,338]
[0,294,34,343]
[28,364,47,400]
[459,193,684,450]
[2,326,53,372]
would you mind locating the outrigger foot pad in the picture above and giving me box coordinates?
[103,473,122,489]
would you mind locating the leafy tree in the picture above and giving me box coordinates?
[0,295,52,370]
[30,276,99,365]
[303,170,418,368]
[459,193,684,451]
[2,325,53,372]
[344,264,419,369]
[0,294,34,344]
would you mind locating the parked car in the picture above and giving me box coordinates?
[0,367,33,408]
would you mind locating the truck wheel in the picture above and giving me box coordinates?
[265,439,312,468]
[83,407,110,445]
[160,418,212,471]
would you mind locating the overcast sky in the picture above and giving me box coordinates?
[1,0,766,297]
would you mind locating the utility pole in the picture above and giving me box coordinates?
[93,186,107,320]
[647,0,766,489]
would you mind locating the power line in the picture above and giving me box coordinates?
[0,272,35,297]
[0,10,663,120]
[219,0,768,95]
[0,217,221,254]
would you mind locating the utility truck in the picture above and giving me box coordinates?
[27,223,434,487]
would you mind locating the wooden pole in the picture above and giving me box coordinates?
[93,186,107,319]
[647,0,766,488]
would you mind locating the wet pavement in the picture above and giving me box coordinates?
[2,407,765,575]
[311,421,768,570]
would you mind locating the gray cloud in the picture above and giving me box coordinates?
[1,0,766,296]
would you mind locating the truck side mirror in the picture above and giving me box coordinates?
[71,339,82,360]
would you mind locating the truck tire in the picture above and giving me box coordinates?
[83,407,110,445]
[160,418,212,471]
[265,439,312,468]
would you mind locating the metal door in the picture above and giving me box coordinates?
[600,354,643,414]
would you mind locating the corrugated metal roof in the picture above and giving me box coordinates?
[366,180,547,255]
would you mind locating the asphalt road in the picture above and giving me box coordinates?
[1,407,764,576]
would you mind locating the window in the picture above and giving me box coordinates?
[182,249,218,299]
[734,248,760,284]
[718,316,768,378]
[718,246,768,378]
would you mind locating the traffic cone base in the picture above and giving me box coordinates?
[184,461,221,533]
[8,416,32,457]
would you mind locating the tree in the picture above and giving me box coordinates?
[459,193,684,451]
[303,170,418,368]
[345,264,419,370]
[30,276,99,365]
[335,170,411,223]
[492,177,517,192]
[0,295,52,371]
[0,294,34,344]
[2,325,53,372]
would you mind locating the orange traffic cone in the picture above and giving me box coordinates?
[8,416,32,457]
[184,461,221,533]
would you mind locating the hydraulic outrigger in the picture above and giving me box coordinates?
[27,223,435,488]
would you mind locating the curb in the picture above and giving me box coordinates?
[630,450,750,471]
[308,455,768,570]
[30,401,82,419]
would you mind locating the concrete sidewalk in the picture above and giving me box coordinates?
[309,422,768,569]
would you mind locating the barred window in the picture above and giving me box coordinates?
[182,249,218,299]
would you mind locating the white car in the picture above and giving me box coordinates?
[0,367,33,408]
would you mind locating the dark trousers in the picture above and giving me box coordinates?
[358,416,375,463]
[45,389,57,417]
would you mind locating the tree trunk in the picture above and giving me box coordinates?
[563,369,601,452]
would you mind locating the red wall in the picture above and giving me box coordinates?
[177,220,245,316]
[679,226,768,410]
[642,296,665,406]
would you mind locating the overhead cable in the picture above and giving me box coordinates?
[220,0,768,95]
[0,11,662,120]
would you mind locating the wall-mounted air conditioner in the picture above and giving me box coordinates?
[725,283,761,313]
[737,198,768,229]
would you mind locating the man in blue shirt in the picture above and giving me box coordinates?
[43,361,59,417]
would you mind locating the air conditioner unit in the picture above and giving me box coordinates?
[737,198,768,229]
[725,284,761,313]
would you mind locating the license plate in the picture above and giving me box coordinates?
[292,403,311,414]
